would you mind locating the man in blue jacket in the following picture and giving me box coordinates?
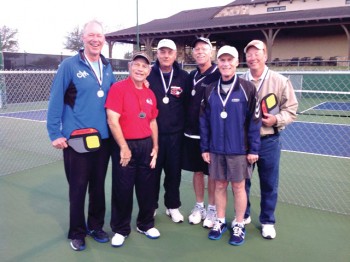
[47,20,115,251]
[200,45,261,246]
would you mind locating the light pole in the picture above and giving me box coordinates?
[136,0,140,51]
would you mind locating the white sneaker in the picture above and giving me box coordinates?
[166,208,184,223]
[137,227,160,239]
[111,233,126,247]
[261,224,276,239]
[203,208,216,228]
[188,204,206,225]
[244,216,251,225]
[231,216,251,227]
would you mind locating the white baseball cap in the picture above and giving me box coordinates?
[157,39,177,50]
[217,45,239,59]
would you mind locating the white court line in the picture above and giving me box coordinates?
[293,120,350,126]
[299,101,327,114]
[282,149,350,159]
[0,115,46,123]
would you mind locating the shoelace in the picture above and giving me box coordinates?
[206,209,217,220]
[212,221,223,231]
[192,205,205,214]
[232,226,244,236]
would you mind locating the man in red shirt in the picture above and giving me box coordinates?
[105,52,159,247]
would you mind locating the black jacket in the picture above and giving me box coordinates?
[147,60,189,134]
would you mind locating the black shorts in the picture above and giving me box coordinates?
[181,136,208,175]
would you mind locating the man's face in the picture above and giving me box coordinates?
[82,22,105,58]
[129,58,150,82]
[245,46,267,70]
[192,42,212,66]
[157,47,177,68]
[217,54,238,80]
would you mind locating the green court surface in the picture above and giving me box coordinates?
[1,161,349,262]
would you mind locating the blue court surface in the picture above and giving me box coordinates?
[0,109,47,121]
[281,121,350,157]
[314,102,350,111]
[1,110,349,158]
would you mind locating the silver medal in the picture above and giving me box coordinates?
[191,89,196,96]
[220,111,228,119]
[139,112,146,118]
[97,89,104,98]
[163,96,169,104]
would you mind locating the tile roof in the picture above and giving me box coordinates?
[105,6,350,40]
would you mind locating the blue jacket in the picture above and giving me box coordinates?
[200,76,261,155]
[47,50,115,141]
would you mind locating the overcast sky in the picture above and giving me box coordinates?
[1,0,232,58]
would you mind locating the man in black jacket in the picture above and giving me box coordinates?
[147,39,189,223]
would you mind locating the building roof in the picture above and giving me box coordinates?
[105,5,350,43]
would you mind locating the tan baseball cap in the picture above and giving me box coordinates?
[244,40,266,53]
[132,52,151,64]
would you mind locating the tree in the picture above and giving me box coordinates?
[0,25,19,52]
[124,51,133,60]
[64,26,83,52]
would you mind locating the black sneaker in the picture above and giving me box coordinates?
[229,223,246,246]
[70,239,86,251]
[208,220,227,240]
[87,229,109,243]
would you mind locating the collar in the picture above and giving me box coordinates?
[247,65,269,81]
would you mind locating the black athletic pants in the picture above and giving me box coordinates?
[63,138,111,240]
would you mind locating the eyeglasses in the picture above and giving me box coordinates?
[193,47,211,52]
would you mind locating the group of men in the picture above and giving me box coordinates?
[47,20,298,251]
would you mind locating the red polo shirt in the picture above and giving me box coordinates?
[105,77,158,139]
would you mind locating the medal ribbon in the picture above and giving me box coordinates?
[217,75,237,112]
[159,68,174,97]
[192,65,217,92]
[246,67,269,93]
[84,52,103,86]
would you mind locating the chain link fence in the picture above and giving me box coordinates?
[0,70,349,215]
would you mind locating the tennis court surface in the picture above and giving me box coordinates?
[1,70,349,261]
[1,162,349,262]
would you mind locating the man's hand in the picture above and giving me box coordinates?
[202,152,210,164]
[262,113,277,127]
[52,137,68,149]
[120,145,132,167]
[150,147,158,169]
[247,154,259,165]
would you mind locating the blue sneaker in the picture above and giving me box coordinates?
[87,229,109,243]
[70,239,86,251]
[229,223,246,246]
[208,220,227,240]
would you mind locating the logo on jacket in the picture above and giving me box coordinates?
[170,86,183,97]
[77,70,89,78]
[146,98,153,105]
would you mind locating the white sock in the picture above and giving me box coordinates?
[196,202,204,208]
[208,204,216,211]
[218,217,226,224]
